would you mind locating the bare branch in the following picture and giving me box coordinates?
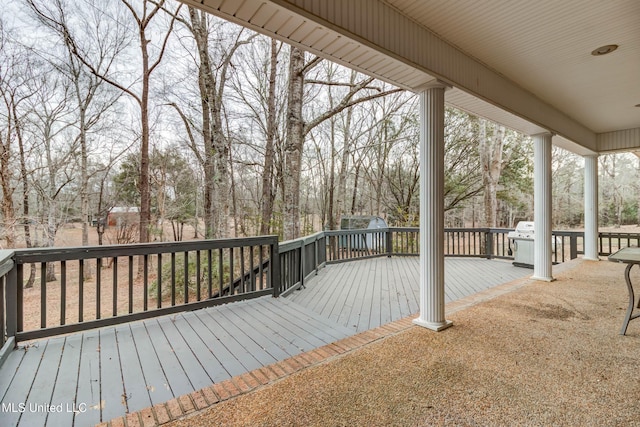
[304,85,404,136]
[148,2,184,74]
[301,55,323,74]
[165,102,204,166]
[27,0,142,105]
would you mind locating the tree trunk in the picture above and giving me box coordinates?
[479,119,506,227]
[260,39,279,236]
[79,105,89,248]
[283,46,305,240]
[16,107,35,288]
[138,29,151,245]
[351,161,361,214]
[335,101,353,230]
[76,89,94,279]
[186,7,247,239]
[0,140,15,248]
[0,97,16,248]
[190,7,217,238]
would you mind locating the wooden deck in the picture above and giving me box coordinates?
[0,257,529,426]
[288,257,531,332]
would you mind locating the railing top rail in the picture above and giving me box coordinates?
[279,231,325,251]
[443,227,512,232]
[0,250,14,277]
[551,230,584,236]
[598,231,640,237]
[324,228,390,236]
[12,235,279,264]
[387,227,419,232]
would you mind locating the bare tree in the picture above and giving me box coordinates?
[169,8,255,238]
[30,0,182,245]
[283,46,403,239]
[260,39,280,235]
[0,26,26,249]
[224,35,286,236]
[27,0,125,281]
[477,118,506,227]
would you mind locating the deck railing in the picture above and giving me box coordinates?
[1,227,637,350]
[0,250,14,351]
[0,236,278,344]
[598,232,640,255]
[321,228,585,262]
[275,227,588,293]
[278,232,326,297]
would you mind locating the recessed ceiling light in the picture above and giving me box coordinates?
[591,44,618,56]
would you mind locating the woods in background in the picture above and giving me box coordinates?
[1,0,639,251]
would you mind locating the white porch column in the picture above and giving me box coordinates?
[413,84,452,332]
[532,132,554,281]
[583,155,599,260]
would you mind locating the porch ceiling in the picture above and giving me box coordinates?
[181,0,640,155]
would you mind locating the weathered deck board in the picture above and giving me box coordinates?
[169,314,230,384]
[143,319,195,398]
[180,313,246,378]
[263,298,353,345]
[0,344,25,406]
[195,308,265,373]
[206,304,280,367]
[1,257,530,426]
[156,315,214,392]
[100,329,128,422]
[73,331,102,426]
[116,325,154,413]
[126,322,174,406]
[0,340,47,427]
[25,339,65,427]
[46,334,83,427]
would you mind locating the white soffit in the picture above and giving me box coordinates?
[384,0,640,135]
[447,88,595,156]
[184,0,436,90]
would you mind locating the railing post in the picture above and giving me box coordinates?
[271,239,281,298]
[299,241,305,289]
[485,229,494,259]
[5,263,17,345]
[386,228,393,257]
[0,279,4,348]
[598,232,603,256]
[570,235,578,260]
[314,235,319,275]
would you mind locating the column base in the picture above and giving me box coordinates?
[582,256,600,261]
[531,275,556,282]
[413,318,453,331]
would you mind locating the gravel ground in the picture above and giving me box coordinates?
[166,258,640,427]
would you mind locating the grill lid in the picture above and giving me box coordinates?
[508,221,535,239]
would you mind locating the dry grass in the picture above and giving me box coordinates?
[166,258,640,427]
